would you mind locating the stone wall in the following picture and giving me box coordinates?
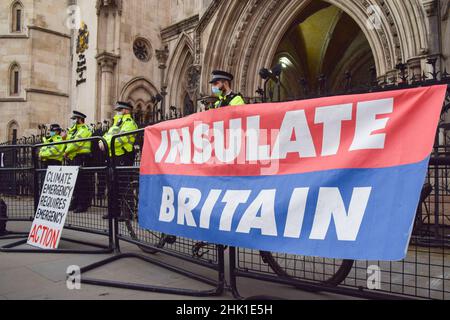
[0,0,71,142]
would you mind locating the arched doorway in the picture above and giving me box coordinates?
[271,0,375,100]
[201,0,429,98]
[120,77,160,126]
[166,34,195,114]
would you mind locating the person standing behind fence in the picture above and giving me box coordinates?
[100,101,138,167]
[65,111,93,213]
[38,124,64,168]
[209,70,245,108]
[100,102,138,221]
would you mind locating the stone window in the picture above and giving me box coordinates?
[7,121,19,143]
[9,63,20,96]
[133,38,152,62]
[11,1,23,33]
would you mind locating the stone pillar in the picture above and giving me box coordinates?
[186,64,201,113]
[96,0,122,122]
[156,46,169,119]
[97,53,119,121]
[423,0,443,72]
[407,57,423,80]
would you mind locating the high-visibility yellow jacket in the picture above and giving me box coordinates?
[65,124,92,160]
[39,135,64,162]
[103,114,138,156]
[213,92,245,108]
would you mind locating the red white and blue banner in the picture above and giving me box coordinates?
[138,85,447,261]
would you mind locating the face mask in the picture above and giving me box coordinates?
[212,86,222,97]
[49,131,56,137]
[116,112,123,117]
[71,119,78,126]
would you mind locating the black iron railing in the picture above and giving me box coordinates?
[1,63,450,299]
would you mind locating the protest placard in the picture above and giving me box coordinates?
[27,166,79,249]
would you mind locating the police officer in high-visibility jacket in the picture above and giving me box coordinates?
[100,102,138,221]
[65,111,93,213]
[209,70,245,108]
[38,124,64,168]
[101,101,138,167]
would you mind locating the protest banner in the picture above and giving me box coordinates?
[138,85,447,260]
[28,166,79,249]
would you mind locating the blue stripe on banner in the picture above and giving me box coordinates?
[138,157,430,261]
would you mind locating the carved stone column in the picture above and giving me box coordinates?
[97,53,119,121]
[96,0,122,122]
[407,57,423,80]
[443,0,450,20]
[156,46,169,118]
[186,64,201,113]
[422,0,442,72]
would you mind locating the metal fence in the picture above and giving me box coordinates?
[229,157,450,299]
[225,62,450,300]
[0,137,113,253]
[84,130,225,296]
[1,64,450,299]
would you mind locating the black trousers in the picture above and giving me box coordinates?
[68,154,92,210]
[115,151,135,167]
[115,152,136,218]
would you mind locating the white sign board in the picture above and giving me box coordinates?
[27,166,79,249]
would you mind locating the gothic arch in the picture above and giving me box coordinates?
[8,62,21,96]
[201,0,430,96]
[165,33,195,112]
[119,77,159,123]
[10,0,24,33]
[201,0,257,92]
[7,120,19,142]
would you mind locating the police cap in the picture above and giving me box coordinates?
[71,110,87,120]
[209,70,234,84]
[114,101,134,111]
[49,124,62,132]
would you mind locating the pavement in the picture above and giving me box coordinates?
[0,221,357,300]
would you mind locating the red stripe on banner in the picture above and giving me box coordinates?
[140,85,447,177]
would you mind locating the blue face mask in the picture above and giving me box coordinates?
[50,131,56,137]
[212,86,222,97]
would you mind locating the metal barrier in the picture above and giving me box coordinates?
[80,89,450,300]
[227,84,450,300]
[1,82,450,300]
[0,137,114,254]
[79,129,225,297]
[0,145,35,240]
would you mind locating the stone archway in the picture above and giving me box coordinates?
[270,1,377,100]
[200,0,430,96]
[165,33,195,114]
[119,77,159,124]
[7,120,19,143]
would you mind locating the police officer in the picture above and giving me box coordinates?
[65,111,93,213]
[209,70,245,108]
[39,124,64,168]
[100,102,138,220]
[101,101,138,167]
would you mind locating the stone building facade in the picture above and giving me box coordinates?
[1,0,450,142]
[0,0,71,142]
